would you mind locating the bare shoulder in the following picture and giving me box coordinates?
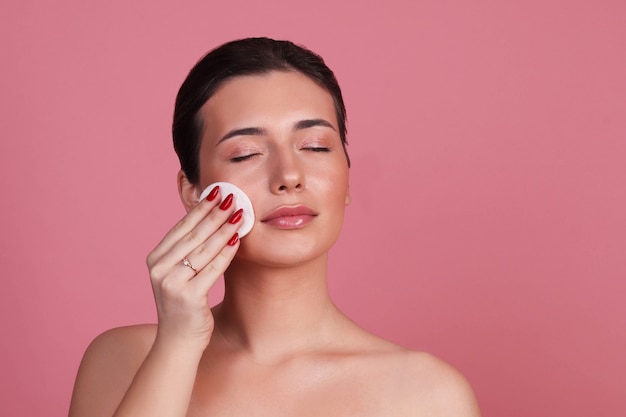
[394,349,482,417]
[335,327,481,416]
[83,324,156,356]
[69,324,157,417]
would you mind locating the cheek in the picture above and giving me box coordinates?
[197,159,221,189]
[198,159,256,191]
[319,171,349,208]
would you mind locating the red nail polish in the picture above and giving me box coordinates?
[207,185,220,202]
[227,233,239,246]
[219,193,234,210]
[229,208,243,224]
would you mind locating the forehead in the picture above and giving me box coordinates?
[199,71,338,141]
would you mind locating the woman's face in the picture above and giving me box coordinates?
[193,70,350,267]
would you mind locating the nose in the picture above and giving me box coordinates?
[269,149,304,194]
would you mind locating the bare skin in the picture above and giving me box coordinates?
[69,71,481,417]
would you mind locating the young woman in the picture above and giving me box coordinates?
[69,37,481,417]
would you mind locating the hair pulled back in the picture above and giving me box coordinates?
[173,37,349,185]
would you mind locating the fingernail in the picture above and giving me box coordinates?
[228,208,243,224]
[227,233,239,246]
[207,185,220,201]
[219,193,234,210]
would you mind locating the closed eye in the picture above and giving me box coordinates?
[230,153,260,163]
[304,147,330,152]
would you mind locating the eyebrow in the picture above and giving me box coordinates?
[217,118,336,144]
[293,118,336,131]
[218,127,266,143]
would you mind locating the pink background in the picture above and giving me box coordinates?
[1,1,625,415]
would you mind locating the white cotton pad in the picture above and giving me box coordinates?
[198,181,255,238]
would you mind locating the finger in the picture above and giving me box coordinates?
[165,209,241,282]
[153,228,238,310]
[157,195,238,270]
[148,188,227,266]
[149,190,222,261]
[188,233,240,294]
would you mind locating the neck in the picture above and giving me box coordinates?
[213,254,343,361]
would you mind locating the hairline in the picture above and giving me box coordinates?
[191,68,348,184]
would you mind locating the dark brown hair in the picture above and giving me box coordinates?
[173,37,349,184]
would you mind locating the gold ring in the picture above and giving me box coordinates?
[182,257,198,275]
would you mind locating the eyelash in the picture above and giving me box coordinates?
[304,147,330,152]
[230,153,260,163]
[229,147,330,163]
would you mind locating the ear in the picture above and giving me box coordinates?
[345,185,351,206]
[178,170,200,213]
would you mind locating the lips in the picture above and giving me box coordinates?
[261,205,317,229]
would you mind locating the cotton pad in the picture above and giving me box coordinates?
[198,182,255,238]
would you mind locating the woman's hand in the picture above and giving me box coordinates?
[70,186,244,417]
[146,185,241,351]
